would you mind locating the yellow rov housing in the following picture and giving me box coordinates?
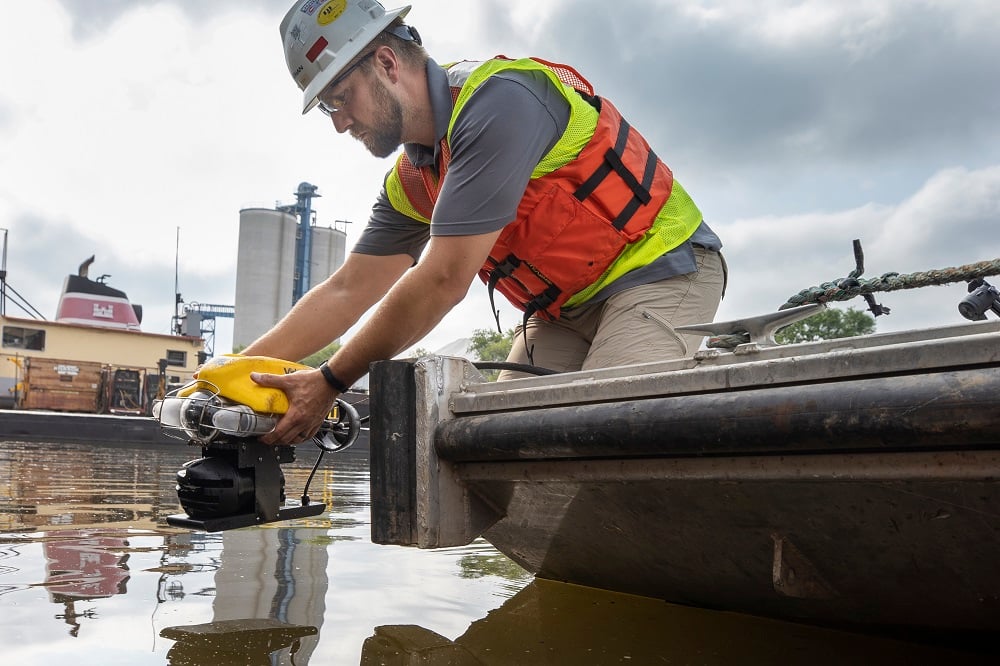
[178,354,314,415]
[156,354,357,449]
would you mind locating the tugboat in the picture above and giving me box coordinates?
[54,255,143,330]
[1,253,202,422]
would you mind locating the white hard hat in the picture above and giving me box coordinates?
[280,0,411,114]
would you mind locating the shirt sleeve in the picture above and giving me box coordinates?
[352,177,431,262]
[430,68,570,236]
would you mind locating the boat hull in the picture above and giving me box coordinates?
[468,450,999,635]
[369,320,1000,638]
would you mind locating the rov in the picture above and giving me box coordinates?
[152,355,361,532]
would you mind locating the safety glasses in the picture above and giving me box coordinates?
[317,51,376,115]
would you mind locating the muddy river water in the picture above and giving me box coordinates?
[0,436,992,664]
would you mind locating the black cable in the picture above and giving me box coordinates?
[473,361,559,376]
[300,449,326,506]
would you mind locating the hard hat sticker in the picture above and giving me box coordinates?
[299,0,324,16]
[317,0,348,26]
[306,35,329,62]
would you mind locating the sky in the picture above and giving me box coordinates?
[2,0,999,361]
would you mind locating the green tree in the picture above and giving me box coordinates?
[774,307,876,344]
[456,551,532,585]
[299,341,341,367]
[226,342,339,366]
[468,327,516,380]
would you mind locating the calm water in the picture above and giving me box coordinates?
[0,434,994,665]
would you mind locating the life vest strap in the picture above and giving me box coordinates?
[487,253,566,333]
[524,283,562,316]
[574,114,629,202]
[572,116,654,231]
[487,255,522,332]
[518,283,563,366]
[611,147,659,231]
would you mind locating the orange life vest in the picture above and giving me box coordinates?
[395,58,679,321]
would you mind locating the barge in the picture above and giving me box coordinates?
[368,304,1000,640]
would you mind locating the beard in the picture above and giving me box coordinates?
[352,74,404,158]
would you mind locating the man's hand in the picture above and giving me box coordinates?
[250,368,339,445]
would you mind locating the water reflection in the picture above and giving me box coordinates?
[1,436,994,664]
[43,531,131,636]
[161,618,317,665]
[0,437,530,664]
[362,579,995,665]
[209,528,329,661]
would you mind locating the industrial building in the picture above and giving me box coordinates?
[232,182,348,350]
[0,243,204,412]
[0,182,348,412]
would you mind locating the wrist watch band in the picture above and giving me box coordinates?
[319,364,349,392]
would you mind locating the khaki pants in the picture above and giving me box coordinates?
[498,248,727,379]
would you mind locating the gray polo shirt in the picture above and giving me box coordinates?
[353,58,722,308]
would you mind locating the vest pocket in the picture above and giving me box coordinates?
[497,185,629,307]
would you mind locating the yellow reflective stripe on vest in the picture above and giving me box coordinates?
[386,161,430,223]
[385,58,597,219]
[449,58,598,179]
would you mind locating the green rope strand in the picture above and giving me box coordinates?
[779,258,1000,310]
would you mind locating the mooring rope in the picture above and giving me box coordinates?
[705,240,1000,351]
[779,241,1000,310]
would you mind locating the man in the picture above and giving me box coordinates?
[246,0,726,445]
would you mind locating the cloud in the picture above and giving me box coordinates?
[2,0,999,359]
[53,0,294,38]
[716,165,1000,332]
[493,0,1000,219]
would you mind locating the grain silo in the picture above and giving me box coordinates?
[233,183,348,349]
[309,225,348,290]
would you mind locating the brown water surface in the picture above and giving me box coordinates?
[0,437,991,664]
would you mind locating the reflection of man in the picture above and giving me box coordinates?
[246,0,726,445]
